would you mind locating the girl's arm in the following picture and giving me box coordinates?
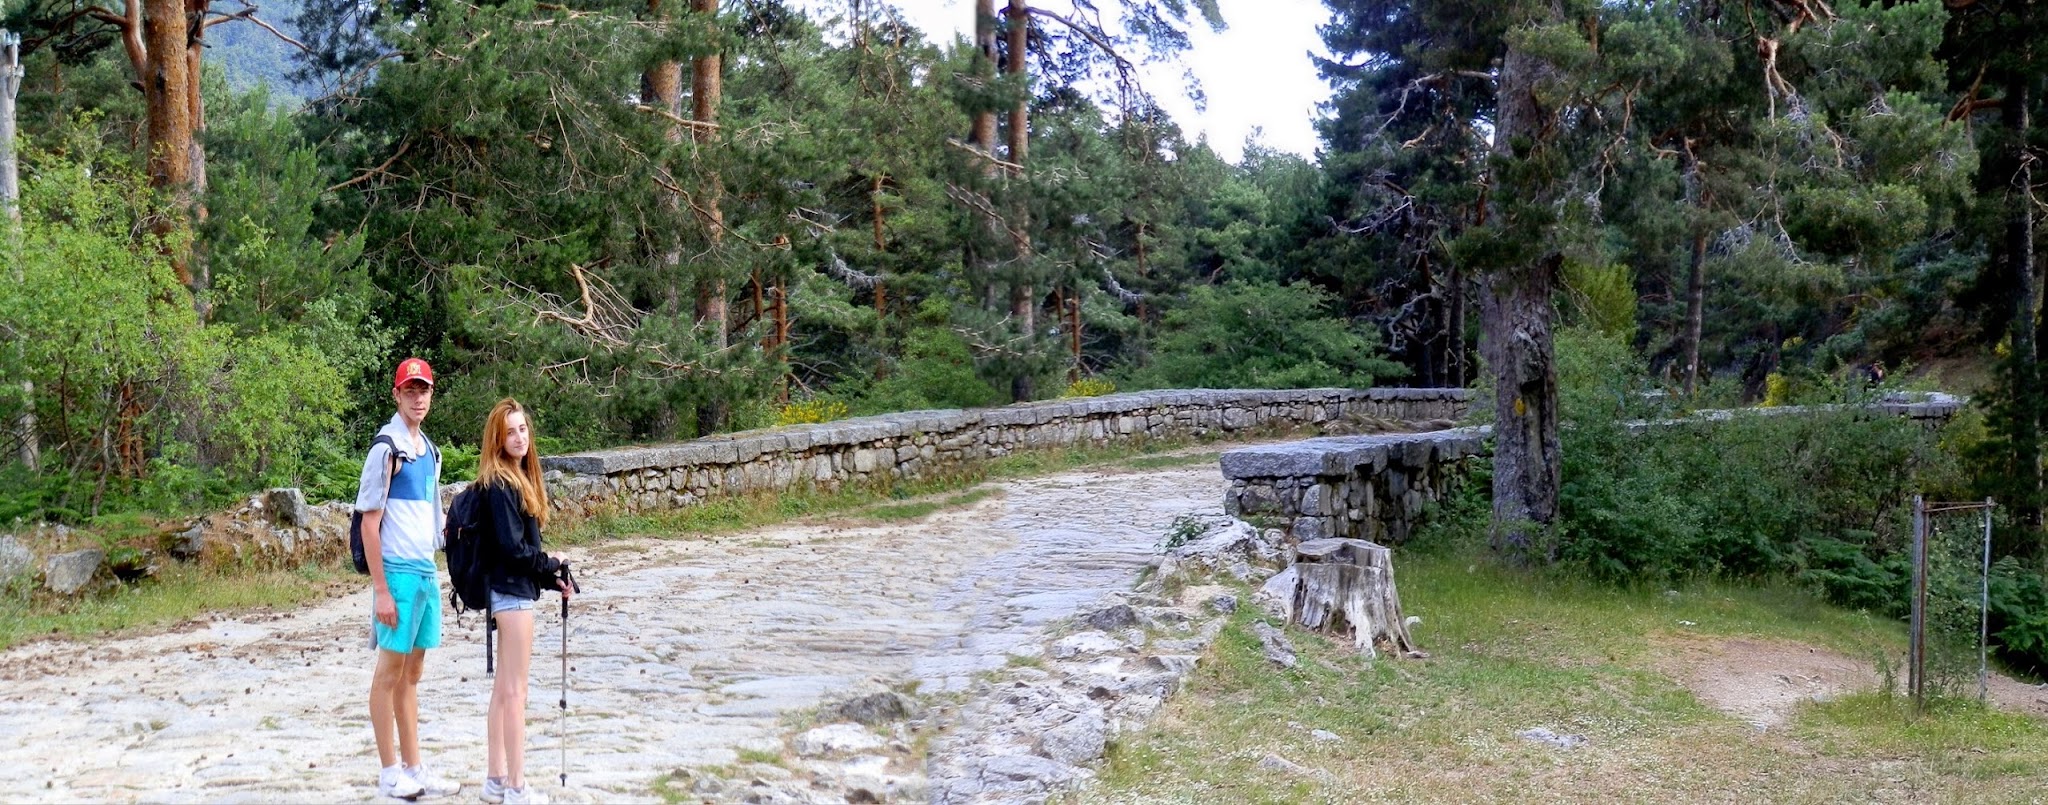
[487,484,562,583]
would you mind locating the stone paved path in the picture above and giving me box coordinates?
[0,463,1223,803]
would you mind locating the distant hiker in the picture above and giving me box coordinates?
[1864,360,1887,390]
[355,357,462,801]
[472,399,573,805]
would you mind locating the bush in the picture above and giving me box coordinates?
[777,397,851,426]
[1122,280,1406,390]
[1060,377,1117,398]
[841,324,1005,414]
[1549,327,1961,586]
[0,153,352,519]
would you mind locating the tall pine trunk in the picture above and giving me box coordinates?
[141,0,194,282]
[2006,72,2042,535]
[1448,262,1466,387]
[647,0,683,309]
[690,0,729,435]
[1682,232,1707,395]
[1005,0,1034,402]
[1481,5,1564,557]
[971,0,998,153]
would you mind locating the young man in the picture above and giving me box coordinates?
[356,357,462,801]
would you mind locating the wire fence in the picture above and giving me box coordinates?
[1911,496,1993,708]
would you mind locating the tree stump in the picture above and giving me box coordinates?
[1287,538,1421,659]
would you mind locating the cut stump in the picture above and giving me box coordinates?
[1288,538,1421,659]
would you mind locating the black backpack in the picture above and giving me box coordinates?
[442,484,492,616]
[347,435,400,575]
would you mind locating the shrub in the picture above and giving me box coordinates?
[777,397,851,426]
[1060,377,1117,399]
[1122,280,1406,390]
[0,153,352,519]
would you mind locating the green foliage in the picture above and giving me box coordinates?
[1124,281,1406,390]
[1159,514,1206,551]
[840,325,1004,415]
[1557,398,1955,585]
[0,149,349,519]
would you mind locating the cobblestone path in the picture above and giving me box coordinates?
[0,463,1222,803]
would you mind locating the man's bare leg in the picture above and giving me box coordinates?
[396,649,427,768]
[370,648,411,768]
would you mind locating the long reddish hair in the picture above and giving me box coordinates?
[478,398,549,528]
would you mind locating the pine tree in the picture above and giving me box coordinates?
[1944,0,2047,544]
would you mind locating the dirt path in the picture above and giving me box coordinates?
[1652,633,2048,728]
[0,464,1225,804]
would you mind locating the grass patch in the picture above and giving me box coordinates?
[1083,552,2048,803]
[735,747,785,766]
[858,488,1000,522]
[0,560,350,652]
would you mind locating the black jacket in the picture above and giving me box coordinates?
[480,481,563,600]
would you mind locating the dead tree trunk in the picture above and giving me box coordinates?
[1681,147,1709,396]
[1,29,18,222]
[2,29,33,472]
[1284,538,1420,660]
[2005,72,2042,535]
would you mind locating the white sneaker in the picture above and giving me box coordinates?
[379,765,425,801]
[502,786,550,805]
[479,777,506,804]
[406,763,463,800]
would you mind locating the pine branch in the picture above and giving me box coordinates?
[944,183,1030,252]
[327,139,411,193]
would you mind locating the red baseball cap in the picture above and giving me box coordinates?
[393,357,435,389]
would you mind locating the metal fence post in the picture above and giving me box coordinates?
[1910,494,1926,711]
[1981,498,1994,703]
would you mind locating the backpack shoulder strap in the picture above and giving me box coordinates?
[371,434,401,496]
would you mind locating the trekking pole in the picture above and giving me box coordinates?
[559,564,575,789]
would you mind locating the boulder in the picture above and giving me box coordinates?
[1036,712,1107,765]
[265,488,313,528]
[1081,604,1137,631]
[44,548,104,595]
[168,524,205,560]
[0,536,32,583]
[825,691,922,726]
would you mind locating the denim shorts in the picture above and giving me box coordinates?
[490,589,538,615]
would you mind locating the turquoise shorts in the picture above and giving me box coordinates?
[373,570,442,654]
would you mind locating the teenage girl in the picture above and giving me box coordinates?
[473,399,572,805]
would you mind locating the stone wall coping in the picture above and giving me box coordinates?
[545,387,1473,476]
[1220,427,1491,479]
[1220,393,1966,481]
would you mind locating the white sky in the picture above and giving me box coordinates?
[840,0,1334,164]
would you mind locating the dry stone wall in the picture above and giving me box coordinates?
[538,388,1472,518]
[1222,428,1488,546]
